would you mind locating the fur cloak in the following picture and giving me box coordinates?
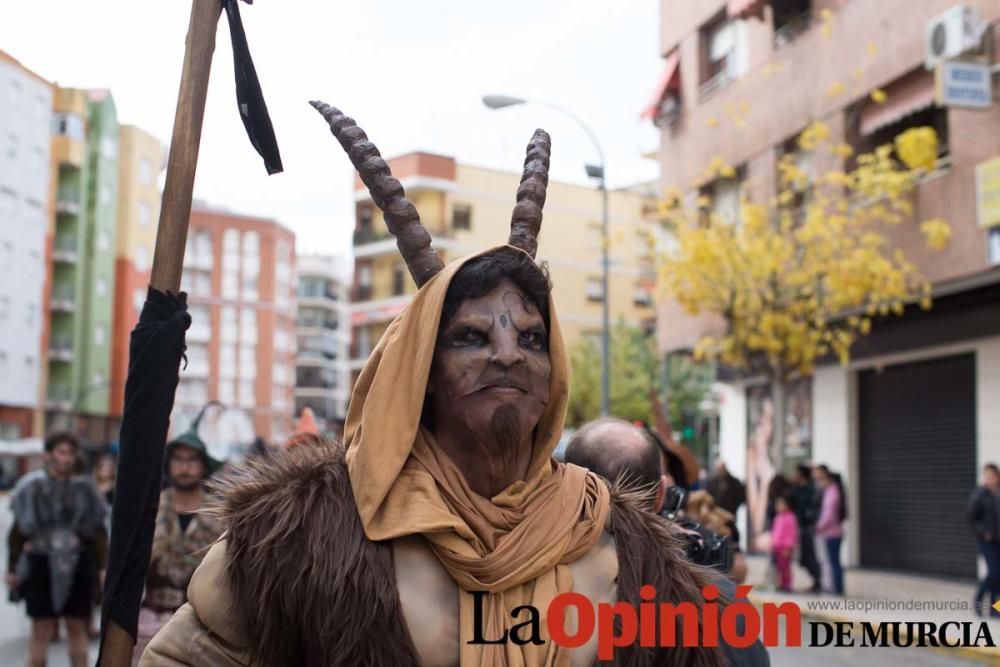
[206,444,728,667]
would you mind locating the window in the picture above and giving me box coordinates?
[700,164,745,225]
[100,183,112,206]
[0,187,18,216]
[221,306,238,342]
[101,137,117,160]
[95,322,106,345]
[777,135,814,214]
[239,380,255,408]
[31,144,45,174]
[224,229,240,253]
[587,222,603,251]
[97,231,110,253]
[6,133,18,161]
[633,287,653,308]
[586,277,604,302]
[242,231,259,256]
[356,327,372,358]
[392,262,406,296]
[196,230,213,262]
[134,245,149,272]
[298,277,326,298]
[52,113,85,141]
[137,201,152,227]
[219,378,235,405]
[139,158,153,185]
[700,14,745,92]
[240,309,257,342]
[358,205,373,231]
[772,0,811,48]
[222,273,239,299]
[853,104,950,169]
[452,204,472,232]
[220,344,237,378]
[133,288,146,316]
[95,277,108,298]
[26,302,35,327]
[239,344,256,376]
[358,264,372,286]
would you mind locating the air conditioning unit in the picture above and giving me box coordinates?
[925,5,986,70]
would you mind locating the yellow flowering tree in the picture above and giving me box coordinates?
[658,123,951,470]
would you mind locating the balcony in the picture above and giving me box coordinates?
[353,230,458,259]
[49,337,74,362]
[47,385,73,410]
[53,236,78,264]
[353,284,373,301]
[50,286,76,312]
[55,187,81,216]
[353,227,391,246]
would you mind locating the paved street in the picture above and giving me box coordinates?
[0,492,992,665]
[0,494,100,667]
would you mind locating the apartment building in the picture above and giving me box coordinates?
[648,0,1000,578]
[175,205,297,443]
[349,152,659,387]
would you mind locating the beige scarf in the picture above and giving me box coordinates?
[344,247,610,666]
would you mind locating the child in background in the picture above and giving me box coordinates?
[770,494,798,592]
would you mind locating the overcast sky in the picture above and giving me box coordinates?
[3,1,663,259]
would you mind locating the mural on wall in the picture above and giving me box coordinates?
[745,378,813,552]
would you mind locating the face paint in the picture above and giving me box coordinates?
[428,279,551,458]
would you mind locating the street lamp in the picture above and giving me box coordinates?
[482,94,611,416]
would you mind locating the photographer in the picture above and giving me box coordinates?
[566,417,768,666]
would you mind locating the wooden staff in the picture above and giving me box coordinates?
[98,1,223,663]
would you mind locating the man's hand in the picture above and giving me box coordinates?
[5,572,16,590]
[986,532,993,542]
[99,570,106,591]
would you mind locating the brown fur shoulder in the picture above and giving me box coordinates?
[608,483,727,667]
[206,443,419,667]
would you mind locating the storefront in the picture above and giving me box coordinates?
[717,269,1000,575]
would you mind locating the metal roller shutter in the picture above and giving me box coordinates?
[858,353,977,578]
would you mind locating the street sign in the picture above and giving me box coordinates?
[976,157,1000,228]
[936,61,992,108]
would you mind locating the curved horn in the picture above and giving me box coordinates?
[309,101,444,287]
[508,129,551,259]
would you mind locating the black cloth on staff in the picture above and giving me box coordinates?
[223,0,283,175]
[99,288,190,652]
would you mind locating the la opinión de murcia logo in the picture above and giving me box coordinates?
[466,585,997,659]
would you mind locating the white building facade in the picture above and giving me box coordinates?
[0,54,52,438]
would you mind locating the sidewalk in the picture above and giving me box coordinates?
[744,555,1000,664]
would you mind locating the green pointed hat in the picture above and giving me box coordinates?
[165,402,224,475]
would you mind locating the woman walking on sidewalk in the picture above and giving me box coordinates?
[814,465,847,595]
[967,463,1000,617]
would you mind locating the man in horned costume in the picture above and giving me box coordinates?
[141,103,737,666]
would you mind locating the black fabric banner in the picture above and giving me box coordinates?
[98,288,190,651]
[223,0,283,175]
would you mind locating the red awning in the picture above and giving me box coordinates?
[860,69,936,136]
[641,50,681,121]
[727,0,768,20]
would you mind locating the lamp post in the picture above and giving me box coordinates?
[482,95,610,416]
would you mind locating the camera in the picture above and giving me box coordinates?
[661,486,733,573]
